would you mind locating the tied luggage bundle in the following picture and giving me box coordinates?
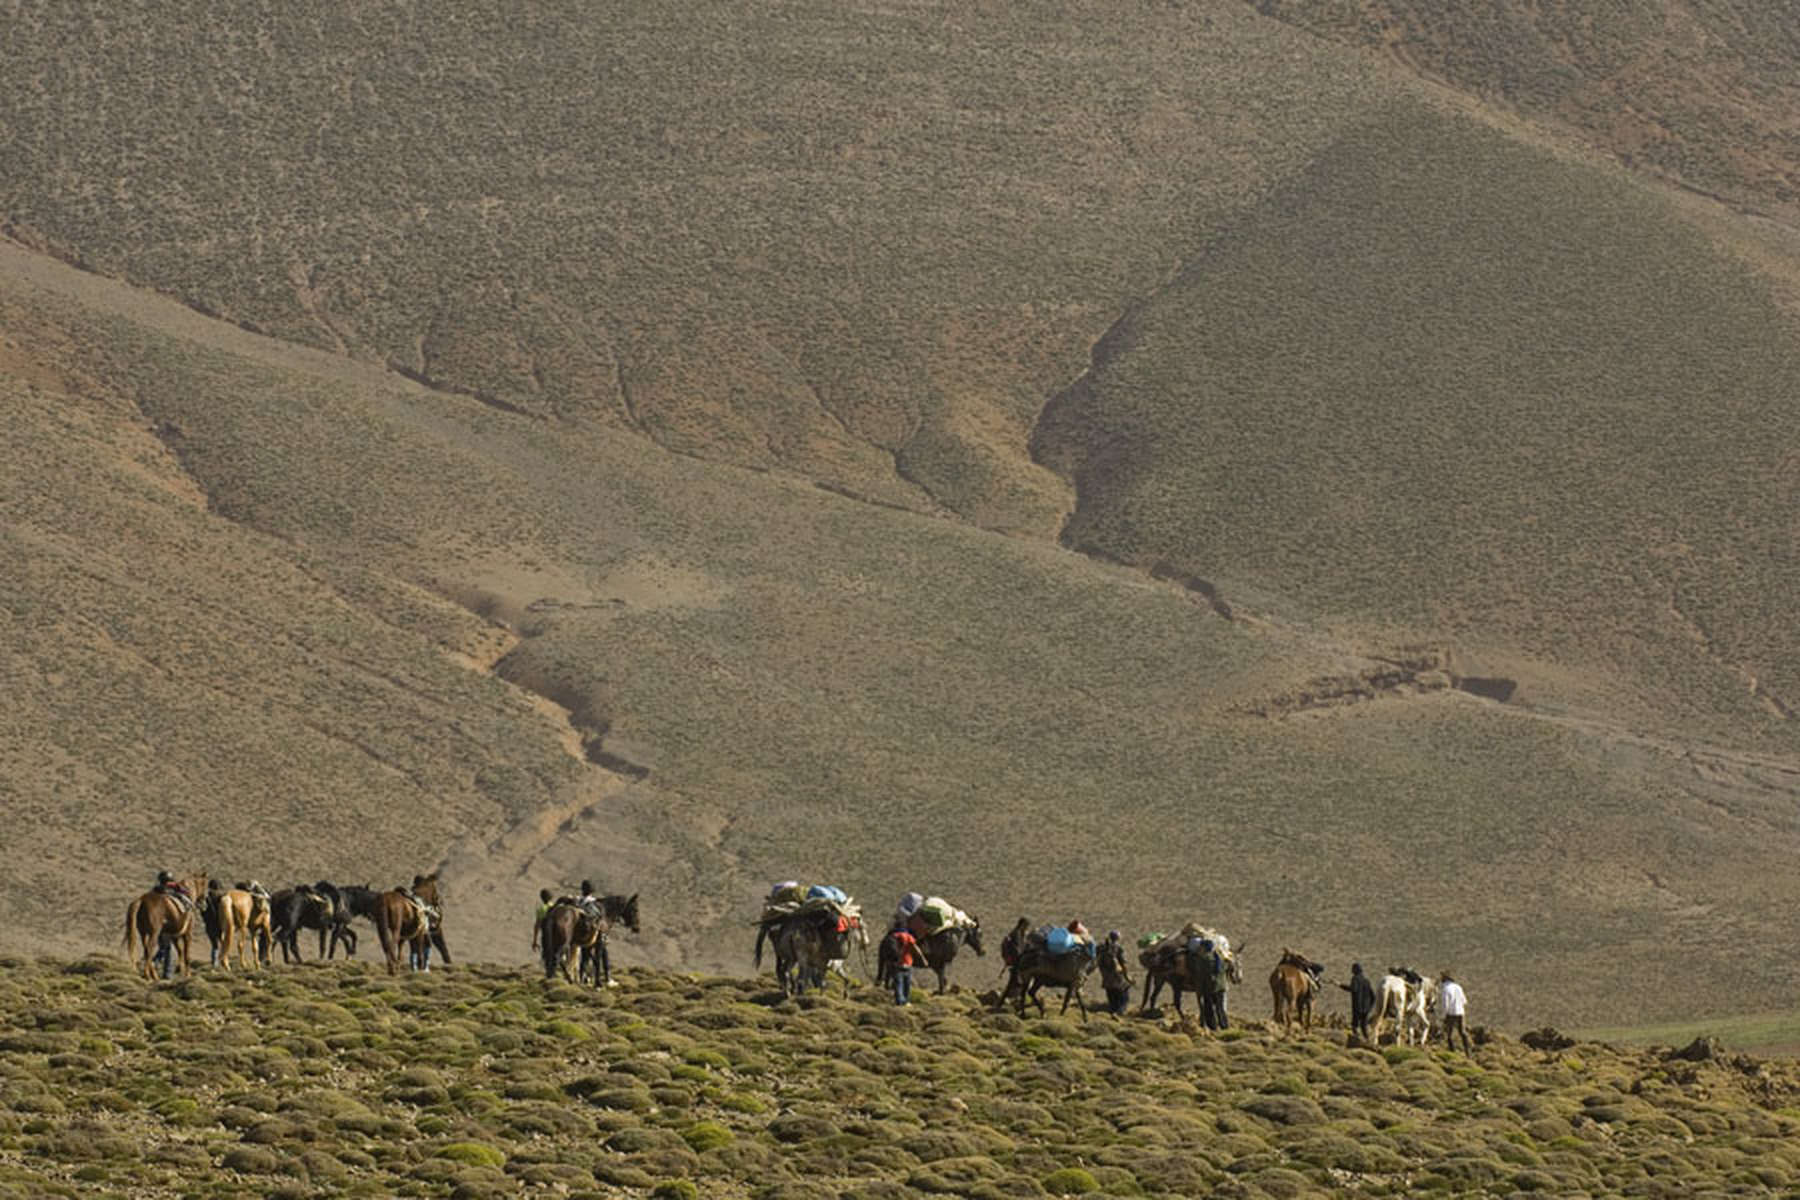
[904,895,975,938]
[1028,923,1095,959]
[759,881,862,931]
[1139,922,1232,969]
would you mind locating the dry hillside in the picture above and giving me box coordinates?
[4,0,1800,1031]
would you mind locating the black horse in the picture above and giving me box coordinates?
[335,884,391,959]
[268,882,358,963]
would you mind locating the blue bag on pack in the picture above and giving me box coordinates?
[807,884,848,904]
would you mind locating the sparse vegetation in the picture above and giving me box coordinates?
[5,957,1800,1198]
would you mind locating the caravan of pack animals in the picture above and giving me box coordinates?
[123,872,1472,1047]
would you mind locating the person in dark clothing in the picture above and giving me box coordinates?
[1192,938,1228,1031]
[999,917,1030,1001]
[1339,962,1376,1042]
[1097,930,1133,1016]
[576,880,614,985]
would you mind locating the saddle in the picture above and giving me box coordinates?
[397,889,438,928]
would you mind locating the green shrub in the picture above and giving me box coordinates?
[434,1142,506,1169]
[1042,1166,1099,1195]
[649,1181,699,1200]
[681,1121,734,1152]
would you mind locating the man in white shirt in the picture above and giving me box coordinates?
[1439,973,1471,1052]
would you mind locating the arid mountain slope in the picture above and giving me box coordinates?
[4,2,1800,1028]
[10,231,1800,1027]
[1249,0,1800,216]
[0,0,1400,535]
[1032,103,1800,746]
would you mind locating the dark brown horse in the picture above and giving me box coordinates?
[373,874,450,975]
[1270,949,1323,1036]
[1139,930,1246,1018]
[1010,944,1095,1020]
[876,919,985,995]
[540,893,639,986]
[123,874,207,981]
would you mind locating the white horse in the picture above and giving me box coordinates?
[1374,970,1435,1045]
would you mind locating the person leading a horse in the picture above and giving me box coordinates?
[151,871,193,978]
[531,888,553,957]
[1339,962,1376,1042]
[577,880,617,986]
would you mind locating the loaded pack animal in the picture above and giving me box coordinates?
[754,907,867,996]
[1269,949,1325,1036]
[269,882,358,963]
[208,881,274,971]
[1139,928,1247,1018]
[540,892,640,986]
[123,873,208,981]
[877,916,985,995]
[372,874,450,975]
[1374,967,1435,1045]
[1010,940,1095,1021]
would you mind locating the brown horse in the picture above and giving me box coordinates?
[123,874,208,981]
[210,883,273,971]
[1270,949,1323,1036]
[540,893,639,985]
[373,874,450,975]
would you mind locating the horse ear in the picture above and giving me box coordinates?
[628,893,638,905]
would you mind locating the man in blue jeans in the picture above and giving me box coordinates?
[888,927,928,1005]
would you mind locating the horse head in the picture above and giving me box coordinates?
[610,893,641,934]
[1225,939,1247,985]
[963,919,985,957]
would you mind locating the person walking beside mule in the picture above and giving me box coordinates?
[1098,930,1132,1016]
[888,927,929,1006]
[1439,973,1472,1052]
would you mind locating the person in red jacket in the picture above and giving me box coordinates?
[887,927,930,1006]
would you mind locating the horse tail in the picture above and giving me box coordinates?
[374,904,400,974]
[753,923,768,969]
[122,897,140,956]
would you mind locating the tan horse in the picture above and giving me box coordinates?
[211,884,273,971]
[123,874,208,981]
[1270,948,1322,1036]
[373,874,450,974]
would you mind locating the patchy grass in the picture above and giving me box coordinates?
[6,957,1800,1198]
